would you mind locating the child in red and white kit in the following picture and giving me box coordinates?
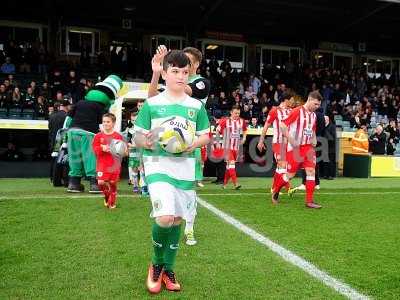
[92,113,126,209]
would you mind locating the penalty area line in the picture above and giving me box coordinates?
[197,197,371,300]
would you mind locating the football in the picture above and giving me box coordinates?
[109,139,127,158]
[158,116,195,153]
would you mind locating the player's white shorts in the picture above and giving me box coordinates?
[148,182,196,220]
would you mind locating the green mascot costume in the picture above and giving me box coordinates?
[64,75,123,193]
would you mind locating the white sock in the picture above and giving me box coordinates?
[185,220,194,233]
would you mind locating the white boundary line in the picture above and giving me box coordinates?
[197,197,371,300]
[1,190,400,200]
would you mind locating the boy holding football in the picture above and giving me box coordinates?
[134,50,210,293]
[92,113,126,209]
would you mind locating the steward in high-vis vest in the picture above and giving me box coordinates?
[352,124,369,154]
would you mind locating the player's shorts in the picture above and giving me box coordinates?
[148,181,196,220]
[97,171,120,182]
[272,143,287,161]
[286,145,316,173]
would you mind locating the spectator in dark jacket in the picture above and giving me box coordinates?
[369,125,387,155]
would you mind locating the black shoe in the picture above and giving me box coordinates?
[89,177,101,193]
[234,185,242,190]
[67,176,84,193]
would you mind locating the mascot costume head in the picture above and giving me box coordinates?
[65,75,123,193]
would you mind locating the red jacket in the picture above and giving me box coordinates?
[92,131,124,174]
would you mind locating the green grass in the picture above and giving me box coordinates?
[1,177,399,299]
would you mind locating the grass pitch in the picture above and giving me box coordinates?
[1,177,399,299]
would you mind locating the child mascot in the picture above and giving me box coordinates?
[64,75,123,193]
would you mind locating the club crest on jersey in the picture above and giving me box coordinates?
[195,81,205,90]
[188,109,195,119]
[157,107,166,114]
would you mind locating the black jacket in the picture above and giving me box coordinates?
[69,100,106,133]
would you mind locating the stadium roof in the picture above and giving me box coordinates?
[3,0,400,46]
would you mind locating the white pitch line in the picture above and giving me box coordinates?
[197,197,371,300]
[1,190,400,201]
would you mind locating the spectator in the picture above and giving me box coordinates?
[10,87,22,109]
[322,115,336,179]
[220,58,232,74]
[208,56,219,76]
[0,84,11,109]
[19,43,33,73]
[248,117,261,129]
[240,104,251,120]
[369,124,387,155]
[65,70,80,103]
[37,42,48,75]
[49,69,64,95]
[48,100,70,152]
[1,57,16,74]
[39,81,51,103]
[22,87,36,110]
[35,96,47,119]
[249,73,261,95]
[0,142,24,161]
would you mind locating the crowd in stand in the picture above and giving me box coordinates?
[200,59,400,155]
[2,39,400,156]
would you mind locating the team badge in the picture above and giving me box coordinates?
[195,81,205,90]
[157,107,166,114]
[97,171,103,177]
[188,109,195,119]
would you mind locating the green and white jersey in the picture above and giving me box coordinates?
[134,91,210,190]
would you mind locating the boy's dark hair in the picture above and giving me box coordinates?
[163,50,190,71]
[103,112,116,123]
[183,47,203,63]
[308,91,322,101]
[231,105,241,111]
[130,111,138,117]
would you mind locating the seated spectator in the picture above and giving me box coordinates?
[0,84,11,109]
[248,117,261,129]
[39,81,52,102]
[240,104,251,120]
[48,105,55,116]
[7,74,17,89]
[49,69,64,95]
[10,87,22,109]
[0,142,24,161]
[19,43,33,73]
[369,124,387,155]
[1,57,16,74]
[4,79,13,92]
[22,87,36,110]
[385,120,399,143]
[35,96,48,119]
[30,81,38,96]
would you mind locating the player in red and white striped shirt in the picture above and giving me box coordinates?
[257,90,296,199]
[217,105,247,189]
[277,91,323,209]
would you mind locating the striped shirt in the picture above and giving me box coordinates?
[283,106,316,151]
[217,117,247,151]
[266,105,292,144]
[133,92,210,190]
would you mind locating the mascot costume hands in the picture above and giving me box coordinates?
[63,75,123,193]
